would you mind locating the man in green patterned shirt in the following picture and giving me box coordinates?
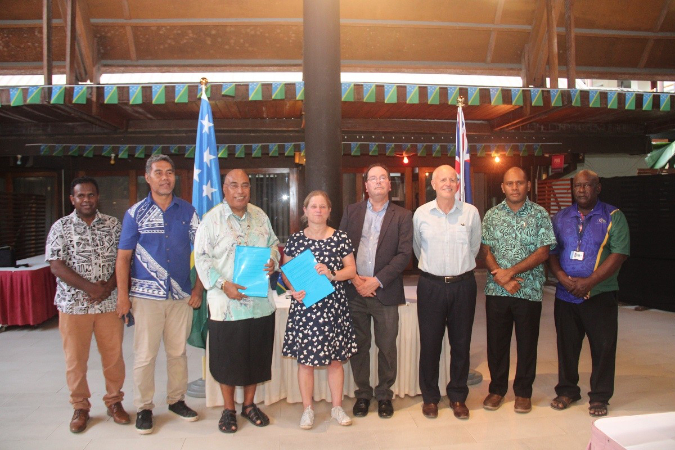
[480,167,557,414]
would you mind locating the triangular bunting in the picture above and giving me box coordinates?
[40,145,50,155]
[506,144,515,156]
[643,93,653,110]
[73,85,87,104]
[252,144,262,157]
[175,85,188,103]
[118,145,129,159]
[10,87,23,106]
[248,83,262,101]
[449,144,457,157]
[351,143,361,156]
[101,145,113,157]
[134,145,145,158]
[550,89,562,106]
[660,94,670,112]
[519,144,528,156]
[26,86,43,104]
[129,85,142,105]
[53,144,64,156]
[534,144,543,156]
[152,85,165,104]
[428,86,440,105]
[104,86,118,104]
[406,85,419,104]
[468,87,480,105]
[589,90,600,107]
[268,144,278,157]
[416,144,425,157]
[511,88,523,106]
[170,145,180,154]
[218,144,228,158]
[385,144,395,156]
[530,88,543,106]
[235,144,246,158]
[272,83,285,100]
[490,87,503,105]
[432,144,442,157]
[570,89,580,106]
[51,86,65,104]
[384,85,397,103]
[284,143,294,156]
[295,82,304,100]
[341,83,354,101]
[185,145,196,158]
[221,83,236,97]
[447,86,460,105]
[369,143,378,156]
[67,145,79,156]
[607,91,618,109]
[363,84,376,102]
[625,92,636,110]
[151,145,163,155]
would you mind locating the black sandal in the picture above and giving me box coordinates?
[218,408,238,433]
[550,395,580,411]
[589,401,608,417]
[241,403,270,427]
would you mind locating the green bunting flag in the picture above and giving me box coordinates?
[222,83,235,97]
[83,145,94,158]
[53,144,64,156]
[477,144,486,157]
[351,143,361,156]
[26,86,42,104]
[511,88,523,106]
[252,144,262,158]
[384,85,397,103]
[607,91,618,109]
[341,83,354,101]
[170,145,180,154]
[369,143,378,156]
[406,85,419,104]
[295,82,304,100]
[134,146,145,158]
[152,145,162,155]
[284,143,294,156]
[448,86,460,105]
[530,88,543,106]
[104,86,118,104]
[67,145,79,156]
[550,89,562,107]
[272,83,285,100]
[506,144,515,156]
[428,86,440,105]
[625,92,636,110]
[40,145,50,155]
[196,84,211,99]
[300,143,306,156]
[589,90,600,107]
[449,144,457,157]
[218,144,228,158]
[570,89,580,106]
[73,85,87,104]
[118,145,129,159]
[386,144,395,156]
[660,94,670,112]
[101,145,113,157]
[51,86,65,104]
[268,144,278,157]
[519,144,528,156]
[10,88,23,106]
[432,144,441,157]
[235,144,245,158]
[490,145,498,157]
[248,83,262,101]
[152,85,165,104]
[468,87,480,105]
[416,144,425,157]
[643,93,653,110]
[129,85,142,105]
[175,85,188,103]
[363,84,376,102]
[534,144,543,156]
[490,87,503,105]
[185,145,195,158]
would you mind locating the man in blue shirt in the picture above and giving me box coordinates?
[548,170,630,418]
[116,155,204,434]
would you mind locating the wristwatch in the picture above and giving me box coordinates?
[330,269,337,280]
[217,279,226,291]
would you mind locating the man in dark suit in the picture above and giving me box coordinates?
[339,163,413,418]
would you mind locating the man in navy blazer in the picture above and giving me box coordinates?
[339,163,413,418]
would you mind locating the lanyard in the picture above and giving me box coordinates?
[576,212,587,252]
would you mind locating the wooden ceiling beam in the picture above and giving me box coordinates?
[638,0,672,69]
[121,0,137,61]
[56,0,98,83]
[485,0,505,64]
[547,0,560,88]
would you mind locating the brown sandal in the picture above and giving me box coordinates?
[550,395,580,410]
[589,402,608,417]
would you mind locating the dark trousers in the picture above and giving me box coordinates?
[486,295,542,398]
[417,273,477,404]
[554,292,618,404]
[348,293,400,401]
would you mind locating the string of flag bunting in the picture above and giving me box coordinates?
[29,141,555,158]
[1,83,671,111]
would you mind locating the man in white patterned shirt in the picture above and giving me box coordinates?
[46,176,129,433]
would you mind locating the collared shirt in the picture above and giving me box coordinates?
[482,199,557,301]
[194,201,280,321]
[413,199,481,276]
[551,200,630,303]
[356,199,388,280]
[45,210,121,314]
[118,193,199,301]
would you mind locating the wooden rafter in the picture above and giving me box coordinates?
[638,0,672,69]
[56,0,98,83]
[485,0,505,64]
[122,0,138,61]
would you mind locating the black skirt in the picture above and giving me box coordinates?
[208,313,275,386]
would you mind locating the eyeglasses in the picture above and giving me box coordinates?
[226,182,251,190]
[366,175,389,183]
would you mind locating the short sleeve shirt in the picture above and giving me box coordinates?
[118,193,199,300]
[551,201,630,303]
[45,211,121,314]
[482,199,557,301]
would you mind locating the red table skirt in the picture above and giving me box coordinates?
[0,266,57,326]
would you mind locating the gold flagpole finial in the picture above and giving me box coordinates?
[457,96,465,108]
[200,77,208,96]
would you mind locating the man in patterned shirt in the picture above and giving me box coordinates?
[116,155,204,434]
[46,176,129,433]
[480,167,557,414]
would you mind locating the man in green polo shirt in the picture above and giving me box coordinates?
[480,167,557,414]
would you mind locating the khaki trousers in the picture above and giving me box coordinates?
[131,296,193,411]
[59,311,125,410]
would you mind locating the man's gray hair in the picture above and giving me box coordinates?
[145,154,175,173]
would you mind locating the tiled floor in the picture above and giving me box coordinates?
[1,271,673,449]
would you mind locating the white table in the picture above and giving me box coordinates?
[205,287,452,406]
[587,412,675,450]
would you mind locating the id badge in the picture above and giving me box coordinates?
[570,251,584,261]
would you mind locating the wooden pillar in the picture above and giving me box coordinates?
[564,0,576,87]
[546,0,559,88]
[65,0,77,85]
[43,0,52,88]
[303,0,343,226]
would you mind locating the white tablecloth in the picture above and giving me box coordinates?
[205,290,452,406]
[587,412,675,450]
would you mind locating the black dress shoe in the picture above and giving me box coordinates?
[352,398,370,417]
[378,400,394,418]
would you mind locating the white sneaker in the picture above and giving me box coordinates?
[331,406,352,426]
[300,406,314,430]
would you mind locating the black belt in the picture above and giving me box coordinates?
[420,270,473,284]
